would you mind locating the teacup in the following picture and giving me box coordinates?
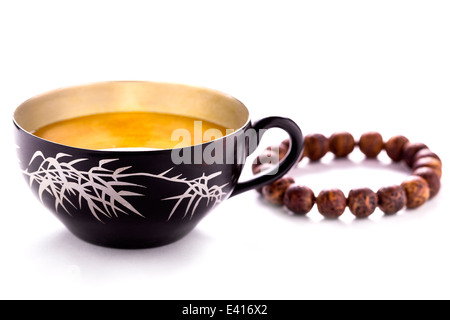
[13,81,303,248]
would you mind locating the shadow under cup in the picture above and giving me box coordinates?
[13,81,303,248]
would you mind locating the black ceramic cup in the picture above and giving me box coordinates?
[14,81,303,248]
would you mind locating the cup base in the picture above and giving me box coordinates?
[63,221,195,249]
[68,230,191,249]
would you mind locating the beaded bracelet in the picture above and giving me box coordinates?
[253,132,442,218]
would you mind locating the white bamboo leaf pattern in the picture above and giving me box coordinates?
[22,151,227,222]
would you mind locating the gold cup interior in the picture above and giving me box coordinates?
[13,81,250,135]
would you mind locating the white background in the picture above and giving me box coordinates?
[1,0,449,300]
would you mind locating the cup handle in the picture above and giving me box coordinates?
[230,116,304,197]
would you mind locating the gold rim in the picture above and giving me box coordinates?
[13,81,251,151]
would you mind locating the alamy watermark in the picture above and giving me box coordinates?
[170,121,280,171]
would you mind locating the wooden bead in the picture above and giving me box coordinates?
[281,139,290,150]
[329,132,355,158]
[401,176,430,209]
[254,133,441,218]
[359,132,384,158]
[262,177,295,205]
[377,185,407,215]
[413,148,441,164]
[413,167,441,198]
[403,142,428,167]
[252,162,273,175]
[316,189,347,218]
[279,144,289,161]
[283,185,315,215]
[252,150,278,173]
[347,188,378,218]
[412,157,442,178]
[267,144,288,161]
[253,163,275,194]
[303,134,329,161]
[385,135,409,162]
